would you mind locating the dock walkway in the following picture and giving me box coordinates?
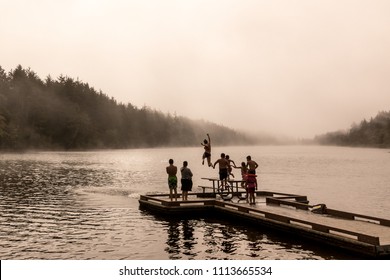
[139,191,390,258]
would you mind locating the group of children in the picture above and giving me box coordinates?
[166,159,193,201]
[213,153,259,205]
[166,134,259,204]
[202,134,259,205]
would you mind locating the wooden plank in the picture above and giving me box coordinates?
[266,197,310,210]
[327,208,390,228]
[306,221,380,245]
[312,224,330,233]
[326,209,355,219]
[270,195,309,203]
[198,185,214,193]
[380,220,390,227]
[203,200,215,206]
[264,212,291,223]
[237,206,249,213]
[357,235,380,245]
[266,197,280,206]
[162,201,180,206]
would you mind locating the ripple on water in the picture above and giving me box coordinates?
[2,148,384,260]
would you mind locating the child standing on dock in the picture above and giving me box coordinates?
[180,161,193,201]
[246,155,259,174]
[235,162,248,182]
[213,153,229,190]
[246,155,259,190]
[201,133,212,167]
[166,159,178,201]
[245,173,257,205]
[234,161,249,202]
[225,155,236,179]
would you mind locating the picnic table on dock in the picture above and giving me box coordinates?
[200,177,245,193]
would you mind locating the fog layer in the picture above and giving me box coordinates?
[1,0,390,138]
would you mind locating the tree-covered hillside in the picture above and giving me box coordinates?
[315,111,390,148]
[0,65,258,150]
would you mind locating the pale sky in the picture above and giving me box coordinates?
[1,0,390,138]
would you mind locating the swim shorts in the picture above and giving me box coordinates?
[168,176,177,190]
[219,168,228,180]
[247,184,255,194]
[181,179,193,191]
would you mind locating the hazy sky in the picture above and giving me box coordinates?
[1,0,390,138]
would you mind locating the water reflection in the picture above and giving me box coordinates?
[165,220,181,257]
[182,220,195,255]
[165,219,197,259]
[245,230,265,258]
[147,210,358,260]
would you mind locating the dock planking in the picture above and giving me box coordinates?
[139,190,390,258]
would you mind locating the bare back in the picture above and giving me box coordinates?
[166,165,177,177]
[215,158,229,169]
[247,160,258,171]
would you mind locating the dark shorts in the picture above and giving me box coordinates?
[181,179,193,191]
[219,168,228,180]
[248,169,256,175]
[203,152,211,158]
[247,185,255,194]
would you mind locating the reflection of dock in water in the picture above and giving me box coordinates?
[139,189,390,258]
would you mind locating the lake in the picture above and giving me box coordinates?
[1,145,389,260]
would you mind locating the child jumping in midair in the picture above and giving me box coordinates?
[201,133,212,167]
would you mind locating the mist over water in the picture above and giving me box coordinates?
[1,146,389,259]
[2,1,390,139]
[2,1,390,261]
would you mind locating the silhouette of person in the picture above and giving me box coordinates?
[166,159,178,201]
[213,153,229,189]
[201,134,212,167]
[180,161,193,201]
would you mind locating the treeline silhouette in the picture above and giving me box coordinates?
[315,111,390,148]
[0,65,257,150]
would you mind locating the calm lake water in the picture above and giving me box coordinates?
[1,145,389,260]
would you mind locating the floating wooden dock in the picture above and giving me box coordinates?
[139,190,390,258]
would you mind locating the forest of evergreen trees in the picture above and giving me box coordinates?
[315,111,390,148]
[0,65,257,150]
